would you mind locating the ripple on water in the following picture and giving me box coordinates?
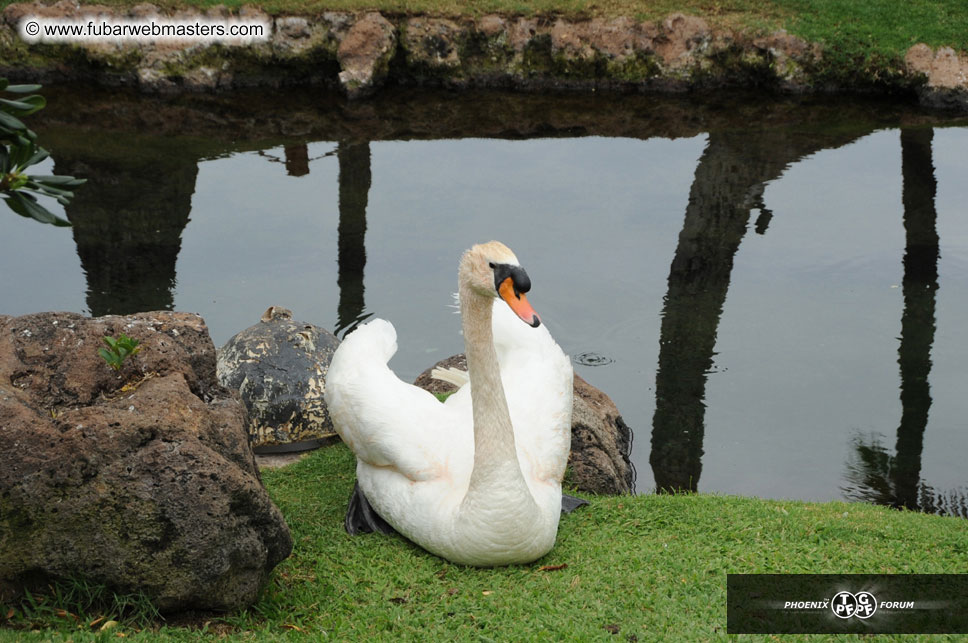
[573,352,615,367]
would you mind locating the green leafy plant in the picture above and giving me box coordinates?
[98,334,142,372]
[0,78,85,226]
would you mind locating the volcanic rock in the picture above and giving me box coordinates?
[0,311,292,612]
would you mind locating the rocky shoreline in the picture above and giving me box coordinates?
[2,2,968,110]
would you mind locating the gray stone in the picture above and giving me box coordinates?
[276,16,311,39]
[403,17,462,70]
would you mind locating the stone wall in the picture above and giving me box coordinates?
[1,2,966,110]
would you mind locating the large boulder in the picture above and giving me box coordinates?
[217,306,340,454]
[414,355,636,495]
[0,311,292,612]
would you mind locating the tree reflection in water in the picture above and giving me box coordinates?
[843,128,967,518]
[334,140,372,338]
[649,124,870,493]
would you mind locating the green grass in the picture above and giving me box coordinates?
[786,0,968,53]
[3,443,966,641]
[781,0,968,81]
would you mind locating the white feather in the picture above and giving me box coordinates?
[430,366,470,388]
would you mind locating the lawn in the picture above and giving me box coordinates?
[2,443,966,640]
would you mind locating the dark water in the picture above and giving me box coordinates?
[4,87,968,516]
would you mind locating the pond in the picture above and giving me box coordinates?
[4,87,968,517]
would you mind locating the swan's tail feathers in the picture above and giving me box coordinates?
[338,318,398,365]
[345,481,397,535]
[561,493,589,514]
[430,366,470,388]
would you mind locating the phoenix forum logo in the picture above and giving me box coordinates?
[831,591,877,619]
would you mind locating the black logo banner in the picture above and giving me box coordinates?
[727,574,968,634]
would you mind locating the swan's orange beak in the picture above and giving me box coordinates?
[499,277,541,328]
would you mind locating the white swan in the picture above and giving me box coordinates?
[323,241,575,566]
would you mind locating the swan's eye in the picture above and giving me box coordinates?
[488,262,495,269]
[491,263,531,297]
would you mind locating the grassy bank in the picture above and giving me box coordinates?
[2,443,966,640]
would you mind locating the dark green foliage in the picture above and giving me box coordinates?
[0,78,85,226]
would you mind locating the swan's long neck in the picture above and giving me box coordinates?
[458,281,533,512]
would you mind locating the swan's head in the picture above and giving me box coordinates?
[460,241,541,328]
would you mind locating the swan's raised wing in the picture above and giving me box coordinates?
[324,319,468,482]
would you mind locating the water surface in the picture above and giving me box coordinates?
[4,88,967,516]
